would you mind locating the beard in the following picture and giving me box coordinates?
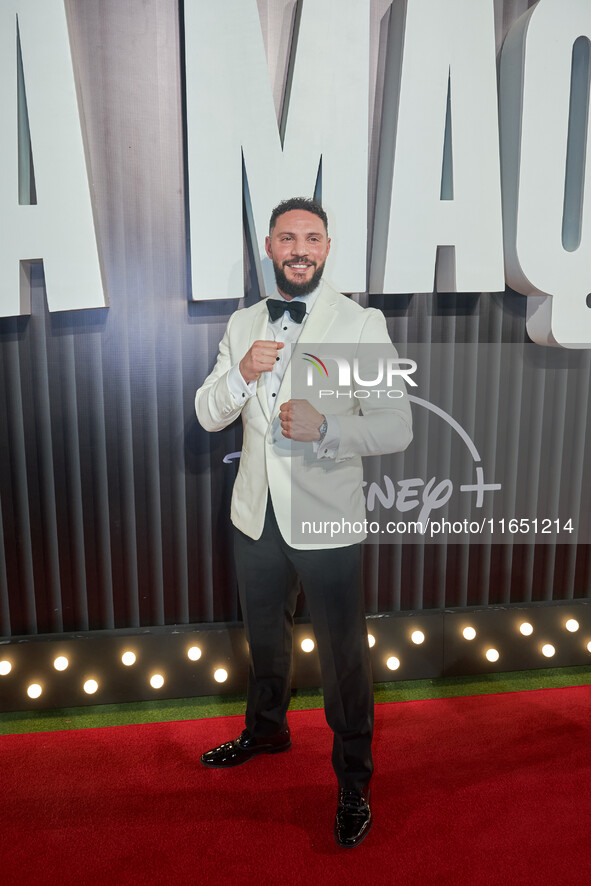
[272,259,326,298]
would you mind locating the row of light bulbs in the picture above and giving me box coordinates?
[0,645,230,701]
[459,618,590,663]
[302,630,424,653]
[380,619,591,672]
[301,630,426,673]
[0,631,421,700]
[462,618,581,641]
[1,618,588,700]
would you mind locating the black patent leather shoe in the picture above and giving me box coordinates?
[200,726,291,768]
[334,787,372,848]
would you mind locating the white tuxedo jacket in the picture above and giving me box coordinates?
[195,281,413,548]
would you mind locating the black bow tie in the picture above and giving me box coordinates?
[266,298,306,324]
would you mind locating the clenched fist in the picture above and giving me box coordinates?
[279,399,325,441]
[239,340,285,384]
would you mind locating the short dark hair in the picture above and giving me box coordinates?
[269,197,328,234]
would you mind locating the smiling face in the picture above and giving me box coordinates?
[265,209,331,299]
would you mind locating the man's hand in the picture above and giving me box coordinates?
[279,399,325,441]
[239,340,284,384]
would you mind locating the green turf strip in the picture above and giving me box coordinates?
[1,665,590,735]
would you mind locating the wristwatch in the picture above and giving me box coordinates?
[318,415,328,440]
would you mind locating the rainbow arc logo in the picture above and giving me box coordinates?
[302,353,329,377]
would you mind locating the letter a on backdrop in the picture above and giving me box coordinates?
[0,0,106,317]
[371,0,505,295]
[184,0,369,300]
[501,0,591,348]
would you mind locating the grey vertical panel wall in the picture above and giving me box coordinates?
[0,0,589,639]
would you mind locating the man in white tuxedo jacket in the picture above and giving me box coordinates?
[195,198,412,848]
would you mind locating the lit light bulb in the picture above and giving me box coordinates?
[565,619,579,633]
[462,627,476,641]
[587,641,591,654]
[27,683,42,699]
[187,646,202,661]
[485,648,499,663]
[214,668,228,683]
[542,644,556,658]
[83,679,98,695]
[386,656,400,671]
[367,633,376,648]
[411,630,425,645]
[53,656,69,671]
[150,673,165,689]
[301,638,315,653]
[0,660,12,676]
[519,622,533,636]
[121,651,136,666]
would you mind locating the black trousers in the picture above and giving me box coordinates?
[233,499,374,791]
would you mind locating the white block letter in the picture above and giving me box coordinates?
[501,0,591,347]
[184,0,369,299]
[371,0,504,294]
[0,0,106,317]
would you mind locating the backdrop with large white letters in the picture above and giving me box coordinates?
[0,0,590,639]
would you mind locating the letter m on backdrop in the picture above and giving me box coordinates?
[0,0,106,317]
[184,0,369,300]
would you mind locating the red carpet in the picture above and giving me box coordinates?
[2,686,591,886]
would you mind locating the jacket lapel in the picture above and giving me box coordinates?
[249,304,272,421]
